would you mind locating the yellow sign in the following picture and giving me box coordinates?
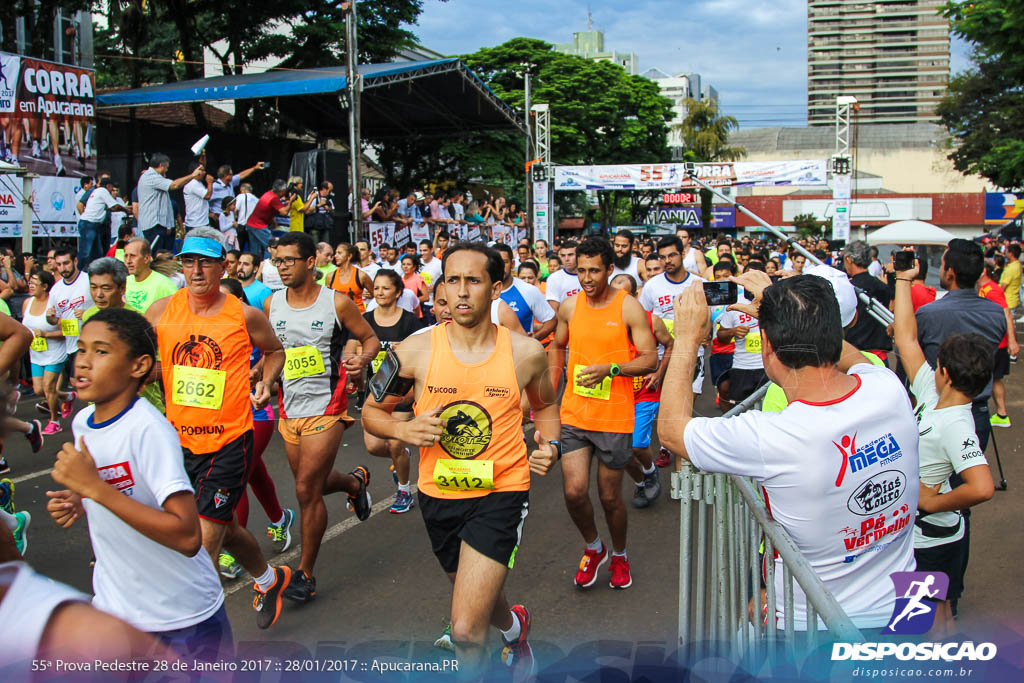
[30,335,47,352]
[283,345,326,380]
[572,364,611,400]
[60,318,80,337]
[171,365,226,410]
[745,333,762,354]
[433,458,494,491]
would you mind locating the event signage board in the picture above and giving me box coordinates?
[0,174,84,237]
[554,161,827,191]
[646,205,736,228]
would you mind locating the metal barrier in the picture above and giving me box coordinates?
[671,383,864,667]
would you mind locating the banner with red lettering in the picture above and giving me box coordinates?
[554,161,827,190]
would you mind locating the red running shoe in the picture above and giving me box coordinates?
[655,447,672,468]
[500,604,534,681]
[609,554,633,589]
[574,545,608,589]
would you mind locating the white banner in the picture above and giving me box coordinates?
[0,174,85,236]
[410,223,430,245]
[532,180,550,244]
[832,174,852,241]
[554,160,828,191]
[368,222,395,254]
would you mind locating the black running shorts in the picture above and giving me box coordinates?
[914,537,967,602]
[993,347,1010,380]
[183,430,255,524]
[418,490,529,574]
[728,368,769,404]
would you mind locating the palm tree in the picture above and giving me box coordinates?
[675,98,745,230]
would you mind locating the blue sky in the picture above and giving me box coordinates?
[413,0,972,129]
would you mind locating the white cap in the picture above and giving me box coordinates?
[805,264,858,327]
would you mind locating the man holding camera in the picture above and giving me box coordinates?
[245,179,293,257]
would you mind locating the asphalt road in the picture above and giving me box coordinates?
[6,360,1023,678]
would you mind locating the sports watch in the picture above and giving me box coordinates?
[549,439,563,461]
[609,363,621,377]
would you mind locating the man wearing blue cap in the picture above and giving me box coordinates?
[146,227,292,630]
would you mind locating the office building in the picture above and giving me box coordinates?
[555,29,638,75]
[642,68,719,157]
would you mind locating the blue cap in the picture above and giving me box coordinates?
[176,236,225,259]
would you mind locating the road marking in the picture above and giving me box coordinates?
[224,486,415,596]
[10,467,54,484]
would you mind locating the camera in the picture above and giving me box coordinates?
[683,162,697,177]
[893,250,916,272]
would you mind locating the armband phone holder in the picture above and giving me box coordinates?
[368,347,415,402]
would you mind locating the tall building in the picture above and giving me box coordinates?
[807,0,950,126]
[642,68,719,158]
[554,29,638,75]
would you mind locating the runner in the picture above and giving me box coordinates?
[493,244,556,339]
[355,239,382,282]
[124,239,177,314]
[549,237,657,590]
[83,257,128,322]
[418,239,444,320]
[146,227,291,630]
[44,249,91,420]
[544,241,581,312]
[46,308,230,661]
[707,259,737,409]
[25,272,68,435]
[236,252,274,313]
[362,269,424,513]
[259,238,285,292]
[265,232,379,602]
[715,262,769,408]
[677,228,707,276]
[362,242,560,679]
[326,243,373,313]
[611,229,645,282]
[977,261,1018,428]
[609,274,670,509]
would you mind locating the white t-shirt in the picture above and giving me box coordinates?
[48,271,93,354]
[683,363,919,629]
[638,270,707,392]
[359,262,382,282]
[717,301,763,370]
[868,260,884,279]
[420,256,444,304]
[365,288,418,314]
[183,179,210,227]
[73,398,224,632]
[500,277,554,334]
[544,268,581,304]
[683,247,701,275]
[909,364,987,549]
[235,192,259,226]
[80,187,124,222]
[611,255,641,282]
[170,272,186,289]
[261,262,284,291]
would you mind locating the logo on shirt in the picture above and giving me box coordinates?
[427,385,458,395]
[485,386,510,398]
[98,461,135,496]
[833,431,904,487]
[311,320,324,330]
[847,470,906,516]
[438,401,492,459]
[125,289,148,310]
[57,295,86,315]
[837,503,911,551]
[276,320,286,329]
[171,334,224,369]
[883,571,949,634]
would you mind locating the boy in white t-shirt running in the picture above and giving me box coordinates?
[45,308,230,662]
[892,259,995,636]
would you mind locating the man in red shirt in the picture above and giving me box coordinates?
[978,260,1019,426]
[246,180,292,256]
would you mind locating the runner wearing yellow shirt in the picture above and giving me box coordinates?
[999,244,1022,319]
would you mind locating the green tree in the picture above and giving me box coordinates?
[791,213,828,240]
[675,98,744,230]
[938,0,1024,189]
[2,0,92,58]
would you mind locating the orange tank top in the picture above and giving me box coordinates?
[560,288,634,433]
[415,323,528,499]
[327,266,365,312]
[156,289,254,453]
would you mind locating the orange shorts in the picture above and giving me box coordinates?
[278,414,354,445]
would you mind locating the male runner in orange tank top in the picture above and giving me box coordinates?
[549,237,657,591]
[362,243,560,680]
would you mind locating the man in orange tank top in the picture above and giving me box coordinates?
[146,227,293,631]
[549,237,657,591]
[362,243,560,679]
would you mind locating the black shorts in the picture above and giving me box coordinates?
[561,424,633,469]
[183,430,255,524]
[418,490,529,574]
[710,353,733,387]
[993,347,1010,380]
[728,368,769,403]
[914,536,967,602]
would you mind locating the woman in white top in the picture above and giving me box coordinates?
[22,271,67,434]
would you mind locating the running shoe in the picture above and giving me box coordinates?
[0,478,13,514]
[253,566,292,630]
[433,621,455,652]
[655,447,672,468]
[390,489,415,514]
[643,469,662,503]
[990,414,1011,429]
[35,400,49,416]
[500,604,535,681]
[61,391,77,419]
[0,458,9,476]
[631,483,649,509]
[12,511,30,555]
[31,140,40,158]
[282,568,316,603]
[26,420,43,453]
[41,421,62,435]
[609,554,633,589]
[54,152,65,176]
[218,552,243,579]
[267,508,295,554]
[574,545,608,589]
[346,466,372,521]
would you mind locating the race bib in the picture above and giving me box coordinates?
[60,318,80,337]
[745,333,762,354]
[572,364,611,401]
[371,350,387,374]
[283,345,326,380]
[422,272,433,285]
[433,459,494,491]
[171,365,226,410]
[30,335,46,352]
[662,318,675,338]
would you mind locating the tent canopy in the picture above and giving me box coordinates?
[96,59,524,139]
[867,220,957,246]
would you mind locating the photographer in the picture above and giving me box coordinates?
[284,176,315,235]
[305,181,335,244]
[244,179,292,257]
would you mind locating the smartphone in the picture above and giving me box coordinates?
[260,162,270,169]
[703,281,738,306]
[367,348,414,402]
[893,250,915,271]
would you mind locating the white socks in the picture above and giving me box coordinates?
[253,565,276,591]
[1,508,16,531]
[586,537,604,553]
[501,610,522,642]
